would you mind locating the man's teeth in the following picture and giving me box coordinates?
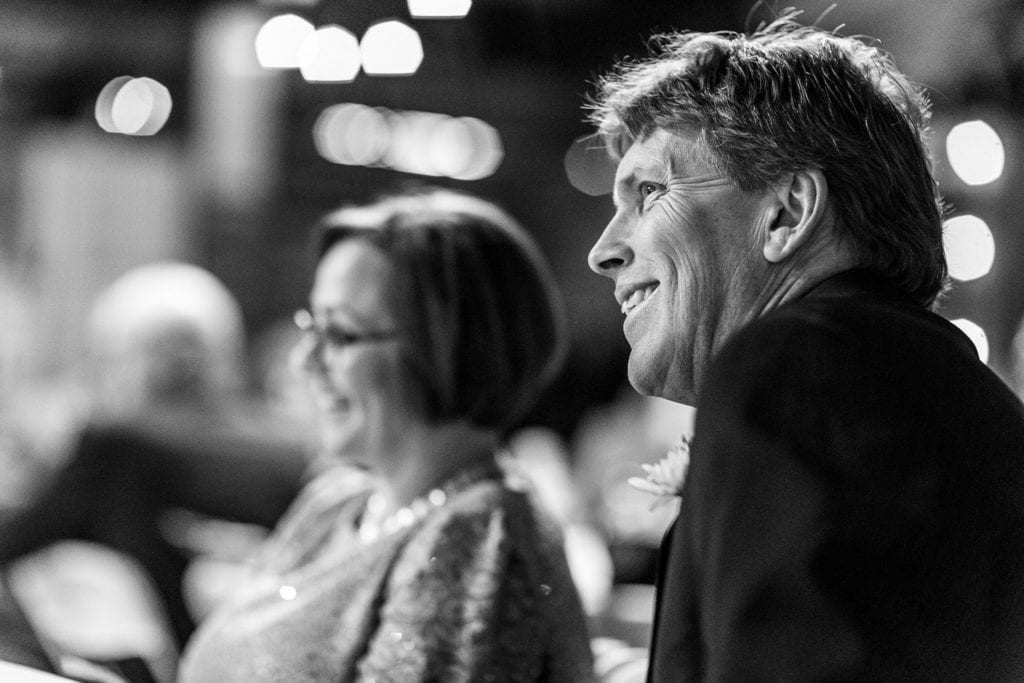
[621,285,657,316]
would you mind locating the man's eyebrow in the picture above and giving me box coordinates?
[617,168,639,188]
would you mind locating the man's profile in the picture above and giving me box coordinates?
[586,11,1024,681]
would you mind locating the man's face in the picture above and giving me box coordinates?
[587,127,777,404]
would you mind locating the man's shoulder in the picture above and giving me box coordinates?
[704,299,864,407]
[726,275,961,363]
[766,277,928,327]
[704,277,977,407]
[702,273,1023,438]
[716,293,887,370]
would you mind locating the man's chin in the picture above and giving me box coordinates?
[626,356,662,398]
[627,354,693,404]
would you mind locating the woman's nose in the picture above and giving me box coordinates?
[292,334,323,376]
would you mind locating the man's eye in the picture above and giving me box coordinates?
[639,182,661,198]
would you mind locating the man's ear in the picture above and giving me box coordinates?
[763,169,828,263]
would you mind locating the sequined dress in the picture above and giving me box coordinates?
[176,463,594,682]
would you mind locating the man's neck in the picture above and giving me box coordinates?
[752,227,860,317]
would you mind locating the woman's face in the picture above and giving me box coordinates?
[297,239,419,466]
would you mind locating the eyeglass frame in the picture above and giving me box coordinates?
[293,308,399,349]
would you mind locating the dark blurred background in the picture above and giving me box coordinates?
[0,3,1020,675]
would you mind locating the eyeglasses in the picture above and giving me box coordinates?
[293,309,398,348]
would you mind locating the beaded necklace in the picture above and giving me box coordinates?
[356,460,502,544]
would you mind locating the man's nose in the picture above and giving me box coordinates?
[587,214,632,276]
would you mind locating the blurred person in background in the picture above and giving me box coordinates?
[177,187,594,682]
[0,262,62,674]
[586,11,1024,682]
[179,315,319,626]
[0,262,308,680]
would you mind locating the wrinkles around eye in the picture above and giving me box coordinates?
[651,176,732,214]
[641,194,661,213]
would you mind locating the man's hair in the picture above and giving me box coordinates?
[589,12,948,306]
[316,187,567,432]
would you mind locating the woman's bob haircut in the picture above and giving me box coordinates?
[314,187,568,432]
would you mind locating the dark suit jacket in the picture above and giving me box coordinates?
[648,271,1024,682]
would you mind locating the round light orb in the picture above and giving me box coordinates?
[111,80,154,135]
[408,0,472,18]
[255,13,315,69]
[313,103,390,166]
[385,110,443,175]
[564,134,616,196]
[312,104,352,164]
[943,214,995,282]
[360,21,423,76]
[421,115,503,179]
[946,120,1005,186]
[108,77,173,136]
[447,117,503,180]
[950,318,989,364]
[427,116,476,178]
[300,25,361,83]
[95,76,134,133]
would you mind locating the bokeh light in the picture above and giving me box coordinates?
[95,76,172,136]
[444,117,503,180]
[946,120,1005,186]
[360,21,423,76]
[564,134,617,196]
[313,103,390,166]
[255,13,315,69]
[408,0,472,18]
[313,104,503,180]
[114,78,173,135]
[943,214,995,281]
[385,110,440,175]
[950,318,989,364]
[299,25,361,82]
[95,76,134,133]
[427,117,479,177]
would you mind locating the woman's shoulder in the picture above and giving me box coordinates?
[261,464,374,569]
[381,473,594,681]
[427,476,551,536]
[402,475,570,584]
[294,462,374,511]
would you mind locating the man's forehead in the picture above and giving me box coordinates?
[618,128,706,174]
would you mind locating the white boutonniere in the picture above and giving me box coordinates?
[627,436,690,508]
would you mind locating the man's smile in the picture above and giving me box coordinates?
[618,282,660,317]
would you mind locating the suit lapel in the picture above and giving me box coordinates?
[648,490,703,681]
